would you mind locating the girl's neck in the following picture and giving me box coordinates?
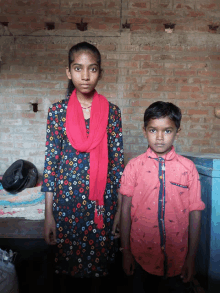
[76,90,95,106]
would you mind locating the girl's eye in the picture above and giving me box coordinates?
[90,67,98,72]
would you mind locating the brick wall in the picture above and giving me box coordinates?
[0,0,220,173]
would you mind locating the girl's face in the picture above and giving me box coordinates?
[66,51,100,96]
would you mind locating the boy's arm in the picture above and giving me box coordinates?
[120,194,135,275]
[181,210,202,283]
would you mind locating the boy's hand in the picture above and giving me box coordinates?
[181,255,195,283]
[122,250,135,276]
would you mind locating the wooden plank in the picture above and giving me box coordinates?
[0,218,44,238]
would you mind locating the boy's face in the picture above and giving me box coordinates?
[143,117,180,157]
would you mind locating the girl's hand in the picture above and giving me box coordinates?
[122,250,135,276]
[112,210,120,239]
[44,214,56,245]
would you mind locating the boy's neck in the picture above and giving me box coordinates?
[148,146,174,158]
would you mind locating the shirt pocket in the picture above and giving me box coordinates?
[170,181,188,189]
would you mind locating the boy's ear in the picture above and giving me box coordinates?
[66,67,72,80]
[175,127,181,138]
[142,125,147,138]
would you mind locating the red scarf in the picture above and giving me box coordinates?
[66,89,109,229]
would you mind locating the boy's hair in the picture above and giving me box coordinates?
[67,42,102,97]
[144,101,182,130]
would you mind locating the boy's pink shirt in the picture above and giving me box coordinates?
[120,146,205,277]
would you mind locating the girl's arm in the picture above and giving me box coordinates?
[41,104,62,193]
[120,194,135,276]
[181,210,202,282]
[112,191,122,238]
[44,192,56,245]
[109,104,124,238]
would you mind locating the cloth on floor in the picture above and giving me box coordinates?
[0,176,45,220]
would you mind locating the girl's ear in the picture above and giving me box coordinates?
[99,68,103,80]
[66,67,72,80]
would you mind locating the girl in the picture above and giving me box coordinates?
[41,42,124,292]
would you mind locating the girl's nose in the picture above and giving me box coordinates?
[82,69,89,80]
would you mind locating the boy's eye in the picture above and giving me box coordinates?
[165,130,172,134]
[149,129,156,133]
[74,67,81,71]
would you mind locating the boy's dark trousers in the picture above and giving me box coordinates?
[133,261,191,293]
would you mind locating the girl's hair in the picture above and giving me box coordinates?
[66,42,102,97]
[144,101,182,130]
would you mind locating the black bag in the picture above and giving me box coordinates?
[2,160,38,194]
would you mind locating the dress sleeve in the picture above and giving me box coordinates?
[41,105,62,192]
[188,163,206,212]
[108,104,124,191]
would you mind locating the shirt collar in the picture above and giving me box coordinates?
[146,146,176,161]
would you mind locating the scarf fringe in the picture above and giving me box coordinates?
[94,207,104,229]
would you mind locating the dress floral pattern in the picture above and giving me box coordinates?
[41,99,124,278]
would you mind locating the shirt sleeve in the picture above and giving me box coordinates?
[108,104,124,191]
[119,159,137,197]
[188,163,206,212]
[41,105,62,192]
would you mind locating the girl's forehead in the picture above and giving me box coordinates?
[71,50,98,63]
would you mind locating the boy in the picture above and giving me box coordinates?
[120,101,205,293]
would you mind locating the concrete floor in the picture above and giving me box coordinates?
[0,238,207,293]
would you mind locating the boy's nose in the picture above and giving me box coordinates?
[156,132,164,140]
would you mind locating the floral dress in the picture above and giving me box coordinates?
[41,99,124,278]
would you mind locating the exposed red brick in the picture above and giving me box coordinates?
[166,77,188,84]
[132,84,152,91]
[198,70,220,78]
[139,10,159,16]
[142,77,164,83]
[129,69,150,75]
[187,12,205,17]
[180,86,200,92]
[118,61,139,68]
[165,63,186,69]
[175,70,197,76]
[151,69,173,76]
[203,86,220,93]
[97,44,116,51]
[155,85,176,92]
[153,55,175,61]
[129,18,149,24]
[132,54,151,61]
[188,78,210,85]
[130,24,151,31]
[188,109,209,115]
[198,3,217,10]
[130,2,148,8]
[84,2,105,8]
[141,45,162,51]
[142,62,163,69]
